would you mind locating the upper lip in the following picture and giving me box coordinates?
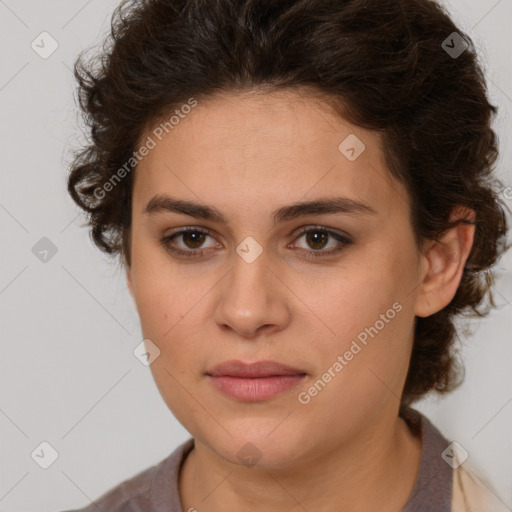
[206,360,307,378]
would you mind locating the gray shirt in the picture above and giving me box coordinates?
[63,409,452,512]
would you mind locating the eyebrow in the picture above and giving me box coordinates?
[143,194,377,225]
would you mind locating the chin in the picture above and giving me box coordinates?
[202,423,312,470]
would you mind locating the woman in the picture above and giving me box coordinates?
[65,0,510,510]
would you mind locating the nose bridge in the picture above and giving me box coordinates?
[228,242,272,305]
[214,241,289,335]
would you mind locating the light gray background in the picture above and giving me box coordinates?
[0,0,511,511]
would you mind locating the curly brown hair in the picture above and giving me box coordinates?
[67,0,510,407]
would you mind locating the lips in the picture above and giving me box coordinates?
[206,359,307,378]
[206,360,307,401]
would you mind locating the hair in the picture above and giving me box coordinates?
[68,0,510,407]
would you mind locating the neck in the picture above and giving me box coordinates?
[179,412,422,512]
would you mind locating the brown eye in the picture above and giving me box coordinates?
[160,225,353,260]
[181,230,207,249]
[160,227,218,258]
[304,230,330,250]
[291,227,353,259]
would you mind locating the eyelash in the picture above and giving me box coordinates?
[160,226,353,260]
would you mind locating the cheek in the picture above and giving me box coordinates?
[297,259,401,338]
[132,277,174,339]
[131,266,212,379]
[295,257,414,400]
[297,308,413,431]
[129,241,194,335]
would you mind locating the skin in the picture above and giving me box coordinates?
[125,87,475,512]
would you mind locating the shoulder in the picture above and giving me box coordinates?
[400,408,509,512]
[62,437,195,512]
[452,463,510,512]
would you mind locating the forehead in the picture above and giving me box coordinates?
[133,88,410,221]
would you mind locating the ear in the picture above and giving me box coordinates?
[414,206,476,318]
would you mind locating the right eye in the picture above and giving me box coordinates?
[160,227,220,258]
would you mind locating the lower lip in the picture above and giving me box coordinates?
[207,374,306,401]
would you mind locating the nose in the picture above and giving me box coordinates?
[213,248,291,339]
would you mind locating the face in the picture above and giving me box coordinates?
[126,88,427,468]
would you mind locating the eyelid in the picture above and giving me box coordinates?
[160,225,353,258]
[163,226,219,248]
[288,225,353,257]
[291,224,351,241]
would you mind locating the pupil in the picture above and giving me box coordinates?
[184,231,204,248]
[307,231,327,250]
[182,231,329,251]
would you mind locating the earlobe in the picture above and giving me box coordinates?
[414,206,476,318]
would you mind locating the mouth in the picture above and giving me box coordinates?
[206,360,307,401]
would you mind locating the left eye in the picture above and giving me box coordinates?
[290,227,352,258]
[160,226,352,258]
